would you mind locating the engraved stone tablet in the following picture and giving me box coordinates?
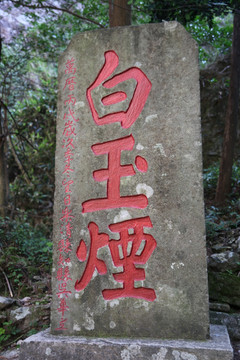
[51,22,209,340]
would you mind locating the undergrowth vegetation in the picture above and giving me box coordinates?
[0,215,52,298]
[204,160,240,246]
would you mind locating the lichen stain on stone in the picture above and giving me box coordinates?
[109,321,116,329]
[80,228,88,236]
[136,183,153,198]
[121,345,141,360]
[75,101,85,109]
[171,262,185,270]
[184,154,195,162]
[113,210,132,223]
[164,219,173,230]
[75,292,81,299]
[151,347,168,360]
[136,143,144,150]
[133,300,150,312]
[92,268,98,280]
[145,114,158,123]
[45,347,51,356]
[164,21,178,32]
[73,323,81,331]
[194,141,201,147]
[83,309,95,330]
[172,350,197,360]
[134,62,142,67]
[158,285,190,312]
[109,299,120,308]
[153,143,167,157]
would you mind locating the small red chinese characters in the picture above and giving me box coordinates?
[76,50,157,302]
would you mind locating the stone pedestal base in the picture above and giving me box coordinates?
[19,325,233,360]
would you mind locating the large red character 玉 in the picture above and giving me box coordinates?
[82,135,148,213]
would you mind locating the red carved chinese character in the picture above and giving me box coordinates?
[64,148,74,165]
[57,298,69,316]
[63,121,76,137]
[55,317,67,331]
[64,195,71,206]
[62,163,74,177]
[56,266,71,282]
[65,58,76,75]
[60,208,74,223]
[64,94,76,106]
[63,107,79,122]
[63,76,76,90]
[57,282,72,298]
[57,253,64,266]
[103,216,157,301]
[63,266,72,281]
[57,267,63,281]
[82,135,148,213]
[65,223,73,239]
[75,222,109,291]
[75,218,156,301]
[62,179,74,193]
[87,50,152,129]
[58,238,71,253]
[58,239,65,252]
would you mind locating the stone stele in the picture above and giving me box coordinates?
[19,21,234,360]
[50,21,209,340]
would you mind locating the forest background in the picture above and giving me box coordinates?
[0,0,240,349]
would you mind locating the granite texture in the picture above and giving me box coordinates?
[51,22,209,340]
[19,325,233,360]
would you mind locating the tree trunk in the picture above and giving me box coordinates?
[0,106,8,217]
[215,12,240,204]
[109,0,131,27]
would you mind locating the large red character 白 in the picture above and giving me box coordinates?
[86,50,152,129]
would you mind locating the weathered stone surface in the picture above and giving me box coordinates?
[10,306,32,325]
[0,296,15,310]
[209,302,231,313]
[51,22,209,340]
[208,252,240,272]
[210,311,240,341]
[19,325,233,360]
[8,303,50,334]
[208,271,240,308]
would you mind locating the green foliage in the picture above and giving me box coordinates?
[0,321,21,349]
[205,203,240,241]
[186,14,233,67]
[0,327,10,345]
[0,216,52,297]
[203,160,240,197]
[136,0,232,25]
[204,160,240,242]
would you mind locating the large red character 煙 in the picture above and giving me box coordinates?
[86,50,152,129]
[75,217,156,302]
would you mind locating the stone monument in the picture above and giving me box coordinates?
[19,22,233,359]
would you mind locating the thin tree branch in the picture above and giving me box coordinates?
[0,100,32,185]
[0,267,14,298]
[10,0,105,28]
[0,99,30,152]
[7,134,32,186]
